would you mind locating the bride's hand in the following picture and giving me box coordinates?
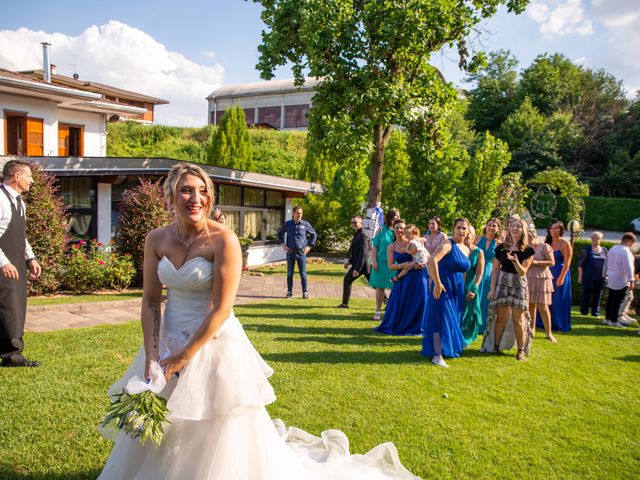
[144,356,157,381]
[160,351,189,381]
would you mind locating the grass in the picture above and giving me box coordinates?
[1,301,639,479]
[251,260,370,286]
[27,290,143,307]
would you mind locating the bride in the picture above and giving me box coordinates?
[98,163,417,479]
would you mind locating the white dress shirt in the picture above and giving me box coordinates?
[0,182,35,268]
[606,244,634,290]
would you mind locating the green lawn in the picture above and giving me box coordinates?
[252,260,370,286]
[27,290,143,307]
[1,301,639,479]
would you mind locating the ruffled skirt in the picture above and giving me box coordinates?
[99,314,417,480]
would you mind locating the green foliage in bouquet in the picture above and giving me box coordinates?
[100,391,170,447]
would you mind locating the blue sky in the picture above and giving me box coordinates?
[2,0,638,126]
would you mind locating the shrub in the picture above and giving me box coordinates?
[584,196,640,231]
[103,243,135,290]
[60,240,135,293]
[61,241,107,293]
[24,164,68,295]
[117,179,172,285]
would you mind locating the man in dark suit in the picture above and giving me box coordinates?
[337,215,371,308]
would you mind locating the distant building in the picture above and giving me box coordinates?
[207,78,320,130]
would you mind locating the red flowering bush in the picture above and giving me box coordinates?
[61,240,135,293]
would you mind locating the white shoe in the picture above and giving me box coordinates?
[373,311,381,321]
[609,321,626,328]
[619,316,636,326]
[432,355,449,368]
[601,319,609,325]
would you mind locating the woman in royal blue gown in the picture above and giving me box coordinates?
[475,218,501,333]
[374,219,428,336]
[421,218,471,367]
[543,221,573,332]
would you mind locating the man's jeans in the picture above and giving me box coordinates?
[286,251,307,294]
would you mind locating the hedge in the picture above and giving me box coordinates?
[583,196,640,231]
[569,238,619,308]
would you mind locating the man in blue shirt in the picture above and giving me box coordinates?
[277,206,317,299]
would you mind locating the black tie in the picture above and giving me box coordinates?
[16,195,23,217]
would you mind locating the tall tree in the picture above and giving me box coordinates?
[253,0,529,207]
[465,50,520,133]
[207,105,253,170]
[458,132,511,227]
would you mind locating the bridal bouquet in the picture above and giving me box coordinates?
[100,361,170,447]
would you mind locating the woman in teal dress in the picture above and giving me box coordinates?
[369,209,400,320]
[475,218,501,333]
[461,226,485,345]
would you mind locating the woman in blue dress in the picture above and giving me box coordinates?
[475,218,501,333]
[544,221,573,332]
[374,219,428,336]
[422,218,471,367]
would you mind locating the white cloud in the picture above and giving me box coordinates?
[574,56,588,66]
[591,0,640,95]
[0,21,224,126]
[527,0,593,37]
[203,50,216,59]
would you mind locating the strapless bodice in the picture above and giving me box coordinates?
[157,255,240,355]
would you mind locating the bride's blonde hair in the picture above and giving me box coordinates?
[164,163,215,222]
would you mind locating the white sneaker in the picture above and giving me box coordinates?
[609,321,626,328]
[432,355,449,368]
[619,315,636,326]
[601,319,609,325]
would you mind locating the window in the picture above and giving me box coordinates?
[284,104,309,128]
[243,108,255,124]
[266,190,285,207]
[243,188,265,207]
[58,177,96,241]
[4,114,43,156]
[58,124,84,156]
[258,106,281,129]
[217,184,241,206]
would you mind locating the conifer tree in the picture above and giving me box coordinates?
[208,105,253,170]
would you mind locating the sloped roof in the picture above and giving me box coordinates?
[207,77,321,100]
[19,70,169,105]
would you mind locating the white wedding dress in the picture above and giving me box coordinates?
[99,256,418,480]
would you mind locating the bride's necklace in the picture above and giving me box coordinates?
[176,227,205,250]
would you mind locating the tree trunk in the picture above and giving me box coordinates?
[367,124,393,207]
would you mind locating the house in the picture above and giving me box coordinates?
[26,156,322,266]
[207,78,320,130]
[1,44,322,266]
[1,43,168,159]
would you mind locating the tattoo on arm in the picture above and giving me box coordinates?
[149,302,161,350]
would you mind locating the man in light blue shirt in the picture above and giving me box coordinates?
[277,206,317,299]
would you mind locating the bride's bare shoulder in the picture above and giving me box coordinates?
[208,221,241,248]
[146,223,175,243]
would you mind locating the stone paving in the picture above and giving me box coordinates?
[25,273,375,333]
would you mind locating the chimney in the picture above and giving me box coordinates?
[41,42,51,82]
[50,64,57,76]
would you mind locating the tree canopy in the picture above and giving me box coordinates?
[253,0,529,206]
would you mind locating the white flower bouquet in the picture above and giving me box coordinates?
[100,361,170,447]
